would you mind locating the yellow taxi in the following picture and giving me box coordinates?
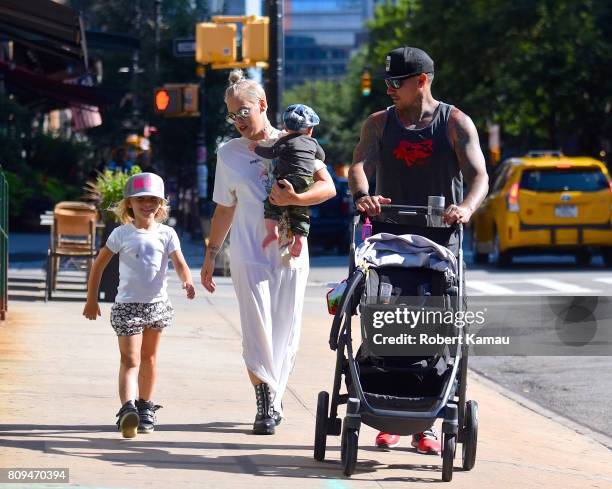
[471,151,612,267]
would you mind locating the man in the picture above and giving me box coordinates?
[349,46,489,454]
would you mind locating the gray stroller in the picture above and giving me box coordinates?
[314,204,478,482]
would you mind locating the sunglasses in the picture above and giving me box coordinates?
[226,107,251,125]
[384,73,420,89]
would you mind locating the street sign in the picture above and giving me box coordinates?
[173,37,196,57]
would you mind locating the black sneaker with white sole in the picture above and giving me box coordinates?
[135,399,162,434]
[116,400,139,439]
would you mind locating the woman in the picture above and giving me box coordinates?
[201,70,336,435]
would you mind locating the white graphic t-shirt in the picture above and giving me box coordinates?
[213,130,324,268]
[105,223,181,303]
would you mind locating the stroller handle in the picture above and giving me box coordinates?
[379,204,438,215]
[353,204,461,232]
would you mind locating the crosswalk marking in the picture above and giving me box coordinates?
[526,278,594,294]
[466,280,516,295]
[594,277,612,285]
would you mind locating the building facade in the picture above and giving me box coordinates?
[221,0,375,87]
[284,0,375,87]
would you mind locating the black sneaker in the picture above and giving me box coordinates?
[135,399,162,434]
[116,400,139,439]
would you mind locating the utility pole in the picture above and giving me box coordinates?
[265,0,284,128]
[131,1,142,131]
[154,0,161,78]
[196,64,212,239]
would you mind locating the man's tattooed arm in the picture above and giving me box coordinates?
[448,108,489,214]
[349,111,386,196]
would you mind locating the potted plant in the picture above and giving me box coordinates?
[84,166,140,302]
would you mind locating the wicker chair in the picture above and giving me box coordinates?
[45,202,98,300]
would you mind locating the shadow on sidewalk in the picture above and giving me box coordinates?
[0,423,443,482]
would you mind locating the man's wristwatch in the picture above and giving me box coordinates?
[353,191,369,205]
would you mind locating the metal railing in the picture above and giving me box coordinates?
[0,170,7,320]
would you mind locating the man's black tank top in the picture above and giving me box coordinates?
[374,102,463,249]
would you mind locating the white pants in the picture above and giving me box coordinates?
[230,262,308,414]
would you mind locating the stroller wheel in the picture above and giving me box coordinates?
[341,424,359,476]
[462,400,478,471]
[314,391,329,461]
[441,433,456,482]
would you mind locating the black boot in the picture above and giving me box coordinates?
[135,399,162,434]
[253,383,275,435]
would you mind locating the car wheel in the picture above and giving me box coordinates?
[575,251,591,267]
[491,230,512,268]
[470,228,488,264]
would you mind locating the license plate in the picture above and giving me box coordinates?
[554,205,577,218]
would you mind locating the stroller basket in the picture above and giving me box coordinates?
[349,358,453,412]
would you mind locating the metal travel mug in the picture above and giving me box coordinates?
[427,195,446,227]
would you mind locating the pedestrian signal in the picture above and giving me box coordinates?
[154,87,181,114]
[196,22,236,64]
[243,17,269,63]
[154,85,199,117]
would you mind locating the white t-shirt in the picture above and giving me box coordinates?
[212,131,325,268]
[105,223,181,303]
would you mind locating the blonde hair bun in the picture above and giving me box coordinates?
[228,69,245,85]
[224,69,266,104]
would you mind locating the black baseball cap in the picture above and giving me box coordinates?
[384,47,434,79]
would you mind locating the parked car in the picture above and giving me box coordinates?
[308,166,353,253]
[471,151,612,267]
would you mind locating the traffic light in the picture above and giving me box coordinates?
[243,16,269,63]
[196,22,236,64]
[361,69,372,97]
[154,84,199,117]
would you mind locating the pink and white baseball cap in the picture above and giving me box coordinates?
[124,172,165,199]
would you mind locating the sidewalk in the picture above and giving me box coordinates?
[1,269,611,488]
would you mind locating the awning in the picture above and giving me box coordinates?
[0,60,119,110]
[0,0,86,67]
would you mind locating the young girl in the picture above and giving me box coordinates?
[83,172,195,438]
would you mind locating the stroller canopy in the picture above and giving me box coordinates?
[355,233,458,279]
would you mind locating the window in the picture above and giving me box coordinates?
[519,167,609,192]
[491,163,511,193]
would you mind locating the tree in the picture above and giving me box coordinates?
[70,0,234,187]
[364,0,612,162]
[283,52,374,166]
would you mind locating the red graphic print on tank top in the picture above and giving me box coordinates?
[393,139,433,167]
